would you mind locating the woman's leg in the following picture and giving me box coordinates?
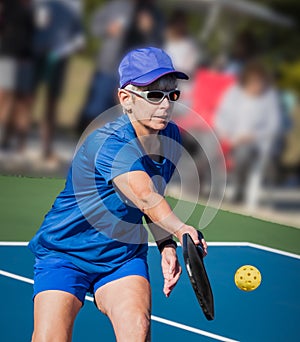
[32,290,82,342]
[95,275,151,342]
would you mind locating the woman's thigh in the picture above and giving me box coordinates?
[32,290,82,342]
[95,275,151,342]
[32,257,93,341]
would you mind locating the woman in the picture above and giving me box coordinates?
[29,47,206,341]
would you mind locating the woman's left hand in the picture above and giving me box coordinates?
[161,246,182,297]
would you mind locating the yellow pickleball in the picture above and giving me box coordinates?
[234,265,262,291]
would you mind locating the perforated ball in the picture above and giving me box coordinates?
[234,265,261,291]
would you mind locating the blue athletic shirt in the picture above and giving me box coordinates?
[29,114,182,274]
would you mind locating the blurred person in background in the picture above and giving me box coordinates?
[214,62,281,209]
[163,10,217,198]
[175,60,235,198]
[165,14,234,197]
[77,0,134,133]
[164,9,200,109]
[78,0,164,133]
[122,0,164,52]
[280,97,300,187]
[224,30,258,77]
[32,0,84,168]
[0,0,15,132]
[0,0,34,158]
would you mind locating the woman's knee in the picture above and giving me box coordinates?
[31,330,66,342]
[136,311,151,335]
[116,308,151,339]
[31,321,75,342]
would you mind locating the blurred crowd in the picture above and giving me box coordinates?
[0,0,84,169]
[0,0,299,212]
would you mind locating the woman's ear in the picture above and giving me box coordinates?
[118,89,133,113]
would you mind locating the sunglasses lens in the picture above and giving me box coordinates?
[147,90,181,103]
[169,90,180,101]
[147,91,165,103]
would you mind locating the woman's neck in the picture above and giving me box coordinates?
[129,119,161,159]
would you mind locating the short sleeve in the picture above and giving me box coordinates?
[95,134,146,183]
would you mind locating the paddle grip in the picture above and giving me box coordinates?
[197,230,205,256]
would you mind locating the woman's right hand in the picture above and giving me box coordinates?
[175,224,208,256]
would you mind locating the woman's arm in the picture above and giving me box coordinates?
[113,170,202,246]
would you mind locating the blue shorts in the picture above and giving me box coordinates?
[33,256,149,305]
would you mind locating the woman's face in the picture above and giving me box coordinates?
[118,80,178,132]
[130,89,175,132]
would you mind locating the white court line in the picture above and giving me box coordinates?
[248,242,300,260]
[0,269,34,284]
[0,269,238,342]
[150,316,238,342]
[0,241,28,246]
[207,242,300,260]
[0,241,299,259]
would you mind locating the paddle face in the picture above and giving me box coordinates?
[182,232,214,320]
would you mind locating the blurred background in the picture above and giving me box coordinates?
[0,0,299,226]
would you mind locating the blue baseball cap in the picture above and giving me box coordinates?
[119,47,189,89]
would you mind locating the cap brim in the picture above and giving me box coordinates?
[122,68,189,88]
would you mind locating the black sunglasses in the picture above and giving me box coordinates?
[126,89,180,104]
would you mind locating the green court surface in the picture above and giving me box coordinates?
[1,175,299,254]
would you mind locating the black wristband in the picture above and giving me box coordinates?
[158,239,177,253]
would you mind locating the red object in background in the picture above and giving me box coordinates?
[175,68,236,170]
[220,139,234,171]
[175,68,236,130]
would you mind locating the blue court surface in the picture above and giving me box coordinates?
[0,242,299,342]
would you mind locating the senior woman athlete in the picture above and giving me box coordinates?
[29,47,207,341]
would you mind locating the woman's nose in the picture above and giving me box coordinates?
[160,96,170,108]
